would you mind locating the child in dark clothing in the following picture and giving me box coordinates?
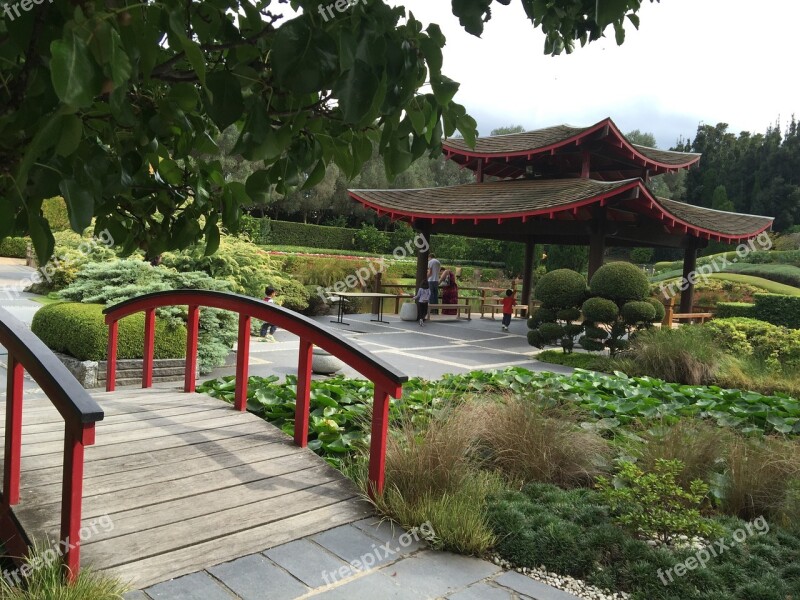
[501,288,516,332]
[260,286,277,341]
[413,281,431,327]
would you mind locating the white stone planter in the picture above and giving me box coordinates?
[399,301,417,321]
[312,347,344,375]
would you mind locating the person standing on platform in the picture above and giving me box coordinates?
[427,252,441,316]
[413,280,431,327]
[260,286,278,342]
[501,288,516,332]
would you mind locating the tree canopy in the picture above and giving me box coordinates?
[0,0,654,261]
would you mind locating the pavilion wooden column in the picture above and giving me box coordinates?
[587,207,607,281]
[521,237,536,314]
[414,222,431,289]
[679,239,699,314]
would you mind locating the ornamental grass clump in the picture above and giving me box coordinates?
[618,326,722,385]
[478,396,611,487]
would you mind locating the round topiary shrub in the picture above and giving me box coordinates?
[534,269,588,309]
[557,308,582,322]
[646,297,666,322]
[31,302,186,361]
[581,297,619,323]
[528,308,557,327]
[621,301,657,325]
[589,262,650,304]
[538,322,565,342]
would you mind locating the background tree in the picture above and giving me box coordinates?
[491,125,526,136]
[0,0,654,261]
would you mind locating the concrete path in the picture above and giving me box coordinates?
[125,518,579,600]
[209,313,573,383]
[0,262,42,328]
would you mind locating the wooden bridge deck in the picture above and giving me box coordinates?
[0,387,371,589]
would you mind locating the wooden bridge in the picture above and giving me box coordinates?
[0,291,407,588]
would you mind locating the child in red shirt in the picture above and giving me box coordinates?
[501,289,516,332]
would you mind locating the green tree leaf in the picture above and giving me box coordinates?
[50,31,102,107]
[59,179,94,232]
[205,71,243,130]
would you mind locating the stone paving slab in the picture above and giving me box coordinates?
[495,571,581,600]
[208,554,309,600]
[264,539,350,588]
[447,582,526,600]
[145,572,235,600]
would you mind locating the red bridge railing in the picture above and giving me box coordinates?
[103,290,408,496]
[0,307,104,581]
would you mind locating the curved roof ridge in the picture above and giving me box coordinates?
[656,196,775,220]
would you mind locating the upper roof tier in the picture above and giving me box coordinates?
[442,118,701,180]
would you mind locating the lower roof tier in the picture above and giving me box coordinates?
[348,178,773,245]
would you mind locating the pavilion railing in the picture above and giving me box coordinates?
[0,307,104,582]
[102,290,408,498]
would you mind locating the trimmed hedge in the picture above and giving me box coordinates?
[0,237,29,258]
[716,302,757,319]
[753,293,800,329]
[534,269,587,309]
[32,303,186,361]
[263,219,356,250]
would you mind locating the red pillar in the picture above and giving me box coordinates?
[294,339,313,447]
[234,314,251,411]
[184,305,200,393]
[60,423,94,582]
[142,308,156,388]
[106,320,118,392]
[367,386,392,498]
[3,356,24,505]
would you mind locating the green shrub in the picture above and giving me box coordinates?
[630,247,654,264]
[59,260,236,373]
[705,317,800,366]
[353,224,391,253]
[589,262,650,303]
[268,220,356,250]
[621,300,657,325]
[646,297,666,322]
[753,293,800,329]
[0,236,29,258]
[31,303,186,361]
[41,196,71,231]
[716,301,757,319]
[596,460,717,544]
[533,269,587,309]
[581,297,619,323]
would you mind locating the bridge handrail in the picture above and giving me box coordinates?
[0,306,103,581]
[103,289,407,508]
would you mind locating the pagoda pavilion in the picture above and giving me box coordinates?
[348,118,774,313]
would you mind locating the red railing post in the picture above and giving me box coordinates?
[142,308,156,388]
[294,339,313,447]
[3,355,24,505]
[106,320,118,392]
[234,314,251,411]
[367,386,392,498]
[184,305,200,393]
[60,422,95,583]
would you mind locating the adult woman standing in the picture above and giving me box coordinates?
[439,266,459,315]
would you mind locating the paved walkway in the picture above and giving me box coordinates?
[209,313,573,383]
[124,517,578,600]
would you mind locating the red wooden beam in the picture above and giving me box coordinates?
[106,320,118,392]
[60,422,95,583]
[4,356,24,505]
[184,305,200,393]
[234,314,251,411]
[142,308,156,388]
[294,339,313,447]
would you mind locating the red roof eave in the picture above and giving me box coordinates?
[348,181,772,244]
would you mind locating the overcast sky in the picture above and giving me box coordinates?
[390,0,800,149]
